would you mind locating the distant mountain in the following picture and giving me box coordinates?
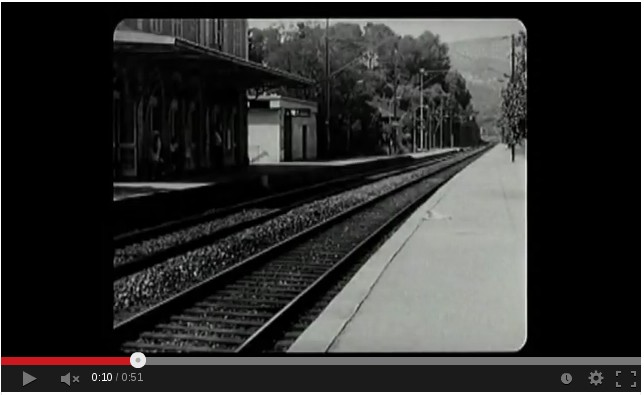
[447,36,513,137]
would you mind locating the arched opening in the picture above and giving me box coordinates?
[112,91,122,178]
[204,107,211,169]
[229,105,237,164]
[121,98,142,177]
[168,99,180,139]
[212,104,223,170]
[167,98,184,176]
[221,105,230,161]
[184,101,196,171]
[145,96,160,178]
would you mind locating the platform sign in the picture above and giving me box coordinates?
[286,108,311,118]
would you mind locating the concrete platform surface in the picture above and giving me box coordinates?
[113,182,212,201]
[113,149,460,201]
[288,144,526,352]
[406,148,461,159]
[258,148,458,167]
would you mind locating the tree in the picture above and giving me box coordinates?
[444,70,472,111]
[248,26,283,65]
[248,28,265,63]
[250,22,478,156]
[498,31,527,152]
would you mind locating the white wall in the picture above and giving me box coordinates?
[248,109,280,163]
[248,97,319,162]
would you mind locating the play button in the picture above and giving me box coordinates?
[23,371,37,386]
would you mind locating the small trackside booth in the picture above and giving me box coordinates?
[113,30,314,181]
[248,95,318,163]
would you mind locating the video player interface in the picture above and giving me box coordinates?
[2,7,640,393]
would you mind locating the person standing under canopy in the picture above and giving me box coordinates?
[170,134,181,177]
[150,131,163,180]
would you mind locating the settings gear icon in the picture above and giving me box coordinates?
[588,370,603,386]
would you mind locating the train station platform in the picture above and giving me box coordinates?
[289,144,527,352]
[114,149,458,201]
[112,149,459,236]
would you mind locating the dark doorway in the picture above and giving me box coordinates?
[302,124,308,160]
[284,109,293,161]
[113,91,121,178]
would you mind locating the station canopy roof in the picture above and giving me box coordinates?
[113,30,315,89]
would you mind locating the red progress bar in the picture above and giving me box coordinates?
[2,357,131,366]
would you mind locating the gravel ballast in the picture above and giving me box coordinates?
[114,160,453,324]
[114,208,274,267]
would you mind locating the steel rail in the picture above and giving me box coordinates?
[113,145,491,349]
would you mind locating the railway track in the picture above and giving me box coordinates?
[113,150,462,280]
[115,145,491,353]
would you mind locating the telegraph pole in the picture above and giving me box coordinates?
[325,18,331,158]
[428,103,432,150]
[510,34,516,162]
[392,44,398,154]
[511,34,516,82]
[446,96,453,148]
[449,108,454,147]
[419,69,424,152]
[439,97,444,148]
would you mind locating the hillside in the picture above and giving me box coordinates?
[447,36,513,138]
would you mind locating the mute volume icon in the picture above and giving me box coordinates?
[61,372,71,386]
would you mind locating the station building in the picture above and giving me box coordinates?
[247,95,318,163]
[113,19,314,180]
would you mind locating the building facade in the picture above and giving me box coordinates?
[248,95,318,163]
[113,21,311,181]
[117,19,248,59]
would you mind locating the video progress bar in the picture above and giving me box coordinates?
[145,357,641,365]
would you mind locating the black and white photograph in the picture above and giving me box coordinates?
[6,3,644,391]
[112,17,527,354]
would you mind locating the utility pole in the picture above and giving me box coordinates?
[325,18,331,158]
[439,97,443,148]
[511,34,516,82]
[428,103,432,150]
[346,113,351,155]
[510,34,516,162]
[392,44,398,154]
[446,96,453,148]
[419,69,424,153]
[449,109,454,148]
[412,109,417,153]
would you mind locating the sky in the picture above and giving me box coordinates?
[248,19,525,43]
